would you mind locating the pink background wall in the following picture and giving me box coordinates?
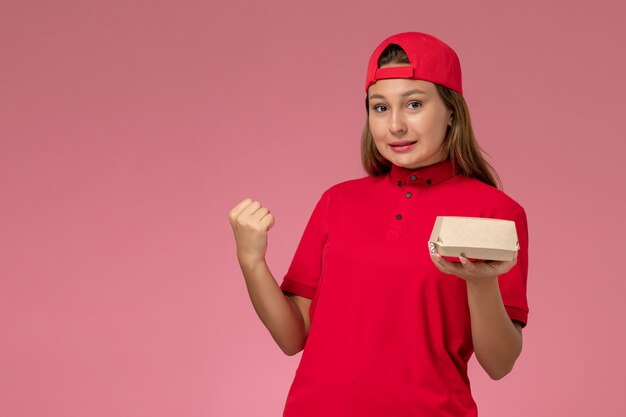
[1,0,625,416]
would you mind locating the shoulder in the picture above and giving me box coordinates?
[310,176,376,214]
[320,175,373,198]
[453,175,526,218]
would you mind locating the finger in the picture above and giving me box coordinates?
[460,257,488,278]
[445,258,465,275]
[432,253,462,275]
[459,256,475,269]
[252,206,270,221]
[430,253,447,273]
[491,259,516,274]
[260,212,275,231]
[487,260,507,272]
[229,198,253,220]
[242,200,262,217]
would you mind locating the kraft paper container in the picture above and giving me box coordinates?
[428,216,519,261]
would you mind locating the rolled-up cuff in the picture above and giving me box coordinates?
[280,278,316,299]
[505,305,528,328]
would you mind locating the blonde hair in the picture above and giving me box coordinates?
[361,44,502,189]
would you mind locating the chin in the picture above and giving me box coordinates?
[394,157,439,169]
[387,155,422,167]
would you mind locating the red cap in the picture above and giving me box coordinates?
[364,32,463,95]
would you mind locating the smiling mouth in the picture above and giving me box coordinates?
[390,141,417,147]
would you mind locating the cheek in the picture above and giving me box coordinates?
[420,113,449,139]
[369,119,385,142]
[372,136,386,153]
[370,131,387,154]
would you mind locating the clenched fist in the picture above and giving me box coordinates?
[228,198,275,268]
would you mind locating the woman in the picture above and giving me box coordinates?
[228,31,529,417]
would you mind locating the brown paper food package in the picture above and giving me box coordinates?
[428,216,519,262]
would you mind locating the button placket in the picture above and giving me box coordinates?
[386,183,422,240]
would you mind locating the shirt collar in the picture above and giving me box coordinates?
[388,158,459,188]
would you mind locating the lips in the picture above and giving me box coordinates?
[389,140,418,153]
[390,140,417,147]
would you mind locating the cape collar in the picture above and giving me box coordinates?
[388,158,459,188]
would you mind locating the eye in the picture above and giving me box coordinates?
[373,104,387,112]
[408,101,422,109]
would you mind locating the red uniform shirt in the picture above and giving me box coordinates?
[279,158,529,417]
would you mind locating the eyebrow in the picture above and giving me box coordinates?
[369,89,428,100]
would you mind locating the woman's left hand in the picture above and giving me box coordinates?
[428,242,517,286]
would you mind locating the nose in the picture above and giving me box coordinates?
[389,109,407,136]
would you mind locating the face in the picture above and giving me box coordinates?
[367,67,453,169]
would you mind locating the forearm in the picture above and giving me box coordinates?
[238,256,307,356]
[466,278,522,380]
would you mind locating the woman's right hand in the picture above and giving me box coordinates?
[228,198,275,268]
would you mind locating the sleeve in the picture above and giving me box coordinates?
[498,205,530,328]
[279,190,330,300]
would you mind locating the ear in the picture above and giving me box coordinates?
[448,111,454,126]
